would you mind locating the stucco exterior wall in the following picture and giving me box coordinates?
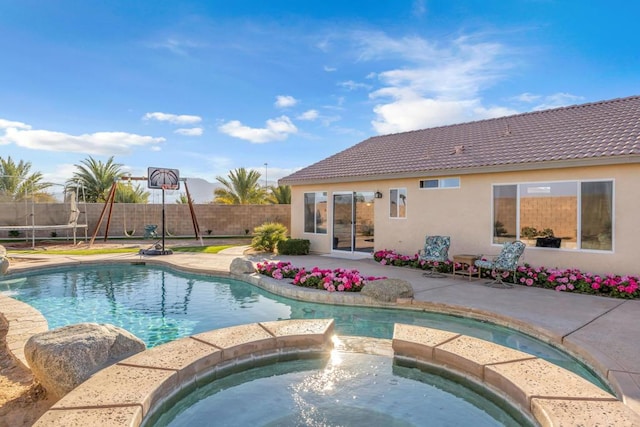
[289,163,639,276]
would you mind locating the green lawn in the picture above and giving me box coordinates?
[8,245,237,255]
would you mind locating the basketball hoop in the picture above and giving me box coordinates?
[161,184,179,191]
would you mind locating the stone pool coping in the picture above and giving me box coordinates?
[393,323,640,427]
[0,293,48,369]
[1,250,639,423]
[27,320,640,426]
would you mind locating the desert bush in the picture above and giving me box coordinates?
[251,222,288,252]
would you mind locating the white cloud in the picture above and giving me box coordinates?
[371,96,517,134]
[147,38,204,56]
[532,93,584,111]
[513,92,541,103]
[324,65,337,72]
[316,38,331,53]
[351,31,518,133]
[1,127,165,155]
[412,0,427,18]
[339,80,372,91]
[297,110,319,121]
[218,115,298,143]
[321,115,342,127]
[41,163,78,186]
[275,95,298,108]
[0,118,31,130]
[143,112,202,125]
[513,92,584,111]
[175,127,204,136]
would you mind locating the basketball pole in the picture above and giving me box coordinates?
[139,167,179,256]
[161,186,166,252]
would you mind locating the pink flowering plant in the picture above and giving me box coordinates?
[514,265,639,298]
[256,261,385,292]
[373,249,639,299]
[256,261,299,280]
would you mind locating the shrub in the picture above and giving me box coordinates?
[277,239,310,255]
[520,226,538,239]
[539,228,555,238]
[251,222,288,252]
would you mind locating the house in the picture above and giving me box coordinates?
[280,95,640,275]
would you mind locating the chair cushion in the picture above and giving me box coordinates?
[421,235,450,262]
[493,241,525,270]
[474,260,494,269]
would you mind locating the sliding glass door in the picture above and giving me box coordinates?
[332,192,375,253]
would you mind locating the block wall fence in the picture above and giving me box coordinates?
[0,203,291,239]
[494,197,579,240]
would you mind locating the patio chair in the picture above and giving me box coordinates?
[474,241,526,288]
[144,224,158,239]
[418,235,450,278]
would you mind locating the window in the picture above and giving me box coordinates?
[390,188,407,218]
[304,192,327,234]
[493,185,517,244]
[580,181,613,251]
[419,177,460,189]
[492,180,613,251]
[420,179,439,189]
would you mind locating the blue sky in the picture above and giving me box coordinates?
[1,0,638,200]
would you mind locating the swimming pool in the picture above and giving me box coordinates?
[0,263,607,389]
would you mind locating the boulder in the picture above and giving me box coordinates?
[0,257,8,275]
[24,323,146,399]
[361,278,414,302]
[230,257,256,275]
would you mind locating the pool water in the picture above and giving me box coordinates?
[150,352,531,427]
[0,264,607,390]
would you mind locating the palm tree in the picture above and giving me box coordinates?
[69,156,151,204]
[213,167,267,204]
[175,192,192,204]
[115,182,150,203]
[0,156,52,201]
[268,185,291,204]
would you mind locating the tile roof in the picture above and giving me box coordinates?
[281,95,640,185]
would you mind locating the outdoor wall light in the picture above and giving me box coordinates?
[374,191,383,199]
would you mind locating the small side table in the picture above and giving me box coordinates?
[452,254,479,280]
